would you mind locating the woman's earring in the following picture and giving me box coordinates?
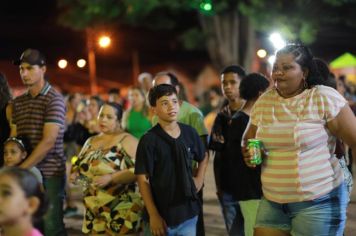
[303,79,308,89]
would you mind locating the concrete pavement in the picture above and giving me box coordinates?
[64,158,356,235]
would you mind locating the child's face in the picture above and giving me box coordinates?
[4,142,26,167]
[153,93,180,123]
[0,174,31,225]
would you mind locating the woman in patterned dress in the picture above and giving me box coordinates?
[71,102,143,235]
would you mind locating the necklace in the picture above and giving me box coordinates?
[276,86,305,98]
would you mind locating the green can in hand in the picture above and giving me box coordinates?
[248,139,263,165]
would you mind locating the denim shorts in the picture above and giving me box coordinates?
[143,216,198,236]
[255,182,348,236]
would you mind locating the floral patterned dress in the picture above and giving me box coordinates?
[73,135,143,235]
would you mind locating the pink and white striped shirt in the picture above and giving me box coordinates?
[251,85,346,203]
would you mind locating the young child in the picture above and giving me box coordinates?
[135,84,209,236]
[0,167,48,236]
[3,136,42,183]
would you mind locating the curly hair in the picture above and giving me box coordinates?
[239,73,270,100]
[0,73,12,109]
[276,44,325,88]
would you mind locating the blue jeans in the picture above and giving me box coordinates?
[43,175,67,236]
[219,192,244,236]
[255,183,348,236]
[143,216,198,236]
[167,216,198,236]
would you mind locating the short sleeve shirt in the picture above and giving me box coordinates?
[135,123,205,226]
[251,86,347,203]
[12,82,66,177]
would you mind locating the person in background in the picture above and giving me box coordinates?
[0,167,48,236]
[0,73,12,167]
[87,95,103,134]
[71,102,143,235]
[63,93,82,217]
[135,84,208,236]
[242,44,356,236]
[336,75,355,174]
[208,65,246,235]
[313,58,353,200]
[108,88,124,105]
[122,86,152,139]
[138,72,153,95]
[200,85,224,116]
[223,73,269,236]
[11,48,67,235]
[152,71,209,236]
[202,86,224,134]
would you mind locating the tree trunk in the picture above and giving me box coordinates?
[198,11,255,71]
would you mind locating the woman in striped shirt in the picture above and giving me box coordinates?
[242,44,356,236]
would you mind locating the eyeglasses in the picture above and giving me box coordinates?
[4,137,26,151]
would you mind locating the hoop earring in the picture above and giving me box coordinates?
[303,79,308,89]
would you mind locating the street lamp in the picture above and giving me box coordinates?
[77,59,86,68]
[269,32,286,51]
[98,36,111,48]
[86,28,112,95]
[257,49,267,59]
[58,59,68,69]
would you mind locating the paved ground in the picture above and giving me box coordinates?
[65,158,356,235]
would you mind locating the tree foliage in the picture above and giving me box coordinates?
[57,0,356,68]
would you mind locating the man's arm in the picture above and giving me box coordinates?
[19,123,60,168]
[7,104,17,137]
[137,174,167,236]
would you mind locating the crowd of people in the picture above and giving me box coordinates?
[0,44,355,236]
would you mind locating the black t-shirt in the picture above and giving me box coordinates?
[222,111,262,200]
[208,105,237,151]
[135,123,205,227]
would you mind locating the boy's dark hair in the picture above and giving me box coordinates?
[0,167,48,223]
[105,102,123,121]
[221,65,246,78]
[148,84,177,107]
[239,73,270,100]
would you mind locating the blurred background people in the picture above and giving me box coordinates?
[87,95,103,135]
[122,86,152,139]
[138,72,153,95]
[63,93,82,217]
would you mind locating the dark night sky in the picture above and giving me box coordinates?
[1,1,356,74]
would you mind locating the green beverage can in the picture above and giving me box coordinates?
[247,139,263,165]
